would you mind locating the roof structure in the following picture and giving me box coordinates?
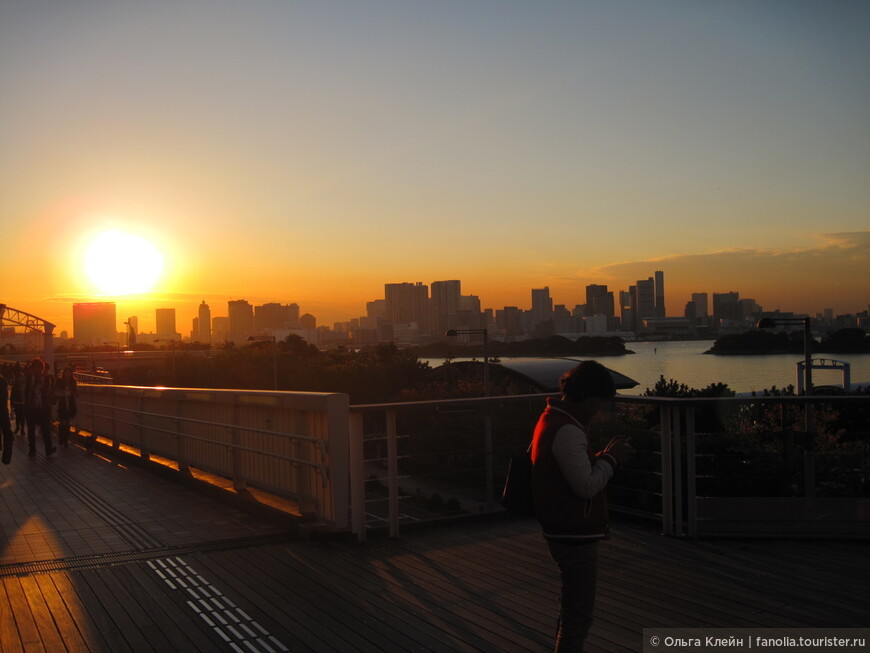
[497,357,638,392]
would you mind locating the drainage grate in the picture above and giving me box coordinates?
[0,531,296,578]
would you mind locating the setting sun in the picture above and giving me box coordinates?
[84,230,164,295]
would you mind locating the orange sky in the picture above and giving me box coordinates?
[2,3,868,335]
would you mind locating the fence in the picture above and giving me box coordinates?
[74,385,869,541]
[75,384,350,529]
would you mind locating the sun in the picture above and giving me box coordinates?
[84,230,164,295]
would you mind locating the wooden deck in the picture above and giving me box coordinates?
[1,434,868,652]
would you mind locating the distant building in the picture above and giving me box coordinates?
[73,302,117,347]
[385,282,429,341]
[197,301,211,344]
[255,302,299,331]
[654,270,666,318]
[228,299,254,343]
[155,308,179,341]
[431,280,461,339]
[634,278,656,332]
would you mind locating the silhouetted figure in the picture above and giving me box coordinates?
[532,361,634,652]
[38,373,56,456]
[1,374,13,464]
[24,359,55,457]
[10,369,25,434]
[55,367,77,447]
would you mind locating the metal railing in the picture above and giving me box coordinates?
[75,384,350,529]
[74,384,869,540]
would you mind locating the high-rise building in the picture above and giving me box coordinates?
[73,302,117,346]
[197,301,211,344]
[585,284,614,318]
[155,308,178,340]
[126,316,138,347]
[713,292,741,327]
[654,270,666,318]
[228,299,254,343]
[691,293,708,319]
[384,282,429,335]
[634,278,656,331]
[255,302,299,331]
[430,280,461,338]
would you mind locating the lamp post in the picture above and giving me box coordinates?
[248,335,278,390]
[445,328,489,396]
[757,317,813,396]
[757,316,815,497]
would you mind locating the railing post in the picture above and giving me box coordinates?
[348,411,367,542]
[484,413,494,509]
[685,406,697,538]
[673,403,683,537]
[230,398,246,492]
[660,404,673,535]
[386,410,399,538]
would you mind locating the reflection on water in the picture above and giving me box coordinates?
[582,340,870,395]
[426,340,870,396]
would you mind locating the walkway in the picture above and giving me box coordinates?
[1,434,868,652]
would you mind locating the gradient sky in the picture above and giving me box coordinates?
[2,1,868,335]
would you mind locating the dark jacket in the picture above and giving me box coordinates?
[531,398,611,542]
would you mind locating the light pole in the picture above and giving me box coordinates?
[248,335,278,390]
[757,317,813,396]
[446,328,489,396]
[758,316,816,496]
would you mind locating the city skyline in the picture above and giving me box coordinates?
[2,2,868,335]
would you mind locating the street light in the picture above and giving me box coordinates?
[445,328,489,396]
[248,335,278,390]
[757,317,813,395]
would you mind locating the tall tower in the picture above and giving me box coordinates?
[228,299,254,343]
[654,270,665,318]
[384,282,429,335]
[634,278,656,331]
[198,301,211,344]
[430,280,461,338]
[155,308,177,340]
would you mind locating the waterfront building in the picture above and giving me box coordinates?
[430,280,461,339]
[634,278,656,332]
[713,292,741,329]
[155,308,179,341]
[655,270,666,318]
[385,282,429,340]
[228,299,255,343]
[197,301,211,344]
[73,302,117,347]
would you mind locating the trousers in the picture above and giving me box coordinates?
[546,539,599,652]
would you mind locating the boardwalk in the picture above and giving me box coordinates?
[1,434,868,652]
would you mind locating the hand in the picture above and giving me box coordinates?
[604,436,635,464]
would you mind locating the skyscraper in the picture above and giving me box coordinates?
[155,308,177,340]
[384,282,429,335]
[585,284,614,318]
[655,270,666,318]
[634,278,656,332]
[73,302,117,346]
[430,280,461,338]
[228,299,254,343]
[197,301,211,344]
[530,287,553,332]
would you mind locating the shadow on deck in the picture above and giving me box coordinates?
[1,434,868,652]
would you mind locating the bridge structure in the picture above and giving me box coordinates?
[0,303,55,369]
[1,384,869,650]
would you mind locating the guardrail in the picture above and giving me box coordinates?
[74,385,869,541]
[74,384,350,529]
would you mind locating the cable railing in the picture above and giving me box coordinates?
[72,384,869,541]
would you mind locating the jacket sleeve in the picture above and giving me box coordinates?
[551,424,615,499]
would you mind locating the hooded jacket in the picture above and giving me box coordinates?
[531,397,617,542]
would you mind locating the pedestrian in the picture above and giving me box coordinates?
[1,373,13,464]
[38,372,57,456]
[11,369,25,434]
[55,366,78,447]
[24,359,55,457]
[531,360,634,652]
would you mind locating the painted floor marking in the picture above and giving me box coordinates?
[147,557,290,652]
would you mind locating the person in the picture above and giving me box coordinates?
[55,367,78,447]
[24,358,55,457]
[38,372,57,455]
[531,360,634,652]
[1,373,13,464]
[11,369,26,434]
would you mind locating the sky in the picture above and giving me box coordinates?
[2,0,868,336]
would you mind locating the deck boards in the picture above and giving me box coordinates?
[2,436,870,652]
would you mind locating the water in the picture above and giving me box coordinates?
[425,340,870,395]
[579,340,870,395]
